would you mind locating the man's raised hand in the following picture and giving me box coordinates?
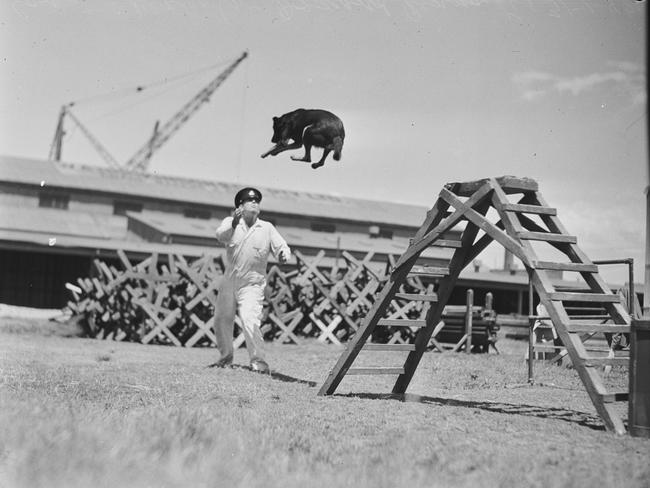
[231,207,242,228]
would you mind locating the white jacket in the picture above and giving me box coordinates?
[215,217,291,283]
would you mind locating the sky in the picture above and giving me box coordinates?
[0,0,647,286]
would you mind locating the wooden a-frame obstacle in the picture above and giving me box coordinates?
[318,176,632,435]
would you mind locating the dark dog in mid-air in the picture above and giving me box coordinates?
[260,108,345,169]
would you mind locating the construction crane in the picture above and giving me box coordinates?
[48,51,248,172]
[48,104,122,169]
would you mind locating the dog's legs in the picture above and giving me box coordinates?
[311,149,331,169]
[291,143,312,163]
[261,141,302,158]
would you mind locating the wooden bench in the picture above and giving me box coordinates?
[430,295,499,353]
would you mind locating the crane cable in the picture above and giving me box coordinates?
[67,58,235,125]
[234,56,250,184]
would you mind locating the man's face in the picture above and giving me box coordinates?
[240,198,260,219]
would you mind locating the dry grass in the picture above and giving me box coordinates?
[1,317,649,488]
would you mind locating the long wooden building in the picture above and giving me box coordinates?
[0,155,630,318]
[0,155,458,308]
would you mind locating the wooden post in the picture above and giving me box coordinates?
[485,292,493,311]
[527,276,534,384]
[629,318,650,437]
[465,289,473,354]
[643,185,650,317]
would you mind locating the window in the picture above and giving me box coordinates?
[183,208,211,220]
[369,225,393,239]
[310,222,336,233]
[113,201,143,216]
[39,192,69,209]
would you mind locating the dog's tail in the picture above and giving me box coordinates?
[332,136,343,161]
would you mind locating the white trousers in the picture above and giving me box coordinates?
[213,276,266,362]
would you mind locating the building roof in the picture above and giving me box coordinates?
[0,154,430,228]
[127,211,452,259]
[0,204,453,263]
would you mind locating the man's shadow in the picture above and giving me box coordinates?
[207,362,318,387]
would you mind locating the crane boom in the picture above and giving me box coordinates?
[123,51,248,171]
[48,105,121,169]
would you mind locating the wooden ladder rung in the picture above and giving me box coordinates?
[430,239,463,248]
[579,356,629,367]
[532,344,564,352]
[554,286,593,292]
[567,315,612,320]
[502,203,557,215]
[534,261,598,273]
[346,367,405,375]
[598,391,629,403]
[377,319,427,328]
[363,344,416,351]
[564,306,606,312]
[394,292,438,302]
[409,266,449,277]
[564,323,630,333]
[549,292,620,303]
[518,231,577,243]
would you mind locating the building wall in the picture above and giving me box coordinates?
[2,181,415,241]
[0,249,92,308]
[1,179,435,308]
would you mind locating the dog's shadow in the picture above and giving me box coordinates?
[207,362,318,387]
[333,391,607,431]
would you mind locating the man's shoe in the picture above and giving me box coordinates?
[250,359,270,374]
[214,354,233,368]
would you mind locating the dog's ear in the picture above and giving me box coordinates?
[273,116,278,122]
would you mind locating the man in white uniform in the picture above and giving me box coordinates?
[213,187,291,373]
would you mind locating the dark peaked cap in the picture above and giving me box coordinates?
[234,187,262,206]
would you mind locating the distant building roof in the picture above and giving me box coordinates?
[0,154,430,228]
[0,204,453,263]
[126,211,451,259]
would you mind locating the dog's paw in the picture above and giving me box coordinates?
[311,162,324,169]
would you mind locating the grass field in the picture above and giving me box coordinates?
[1,316,649,488]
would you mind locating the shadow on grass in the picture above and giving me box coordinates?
[206,362,318,387]
[334,391,606,432]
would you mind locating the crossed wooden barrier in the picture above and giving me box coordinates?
[66,248,494,351]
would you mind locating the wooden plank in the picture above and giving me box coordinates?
[501,203,556,215]
[430,239,463,248]
[441,188,534,268]
[534,261,598,273]
[409,266,449,277]
[394,183,493,272]
[599,391,629,403]
[580,357,629,367]
[564,323,630,333]
[347,367,405,375]
[549,292,620,303]
[363,344,416,351]
[377,319,427,328]
[532,344,565,352]
[518,231,577,243]
[447,176,538,197]
[394,293,438,302]
[124,272,181,282]
[393,199,493,394]
[566,315,612,320]
[117,248,133,270]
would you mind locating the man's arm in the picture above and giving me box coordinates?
[216,216,236,243]
[269,225,291,264]
[215,208,243,243]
